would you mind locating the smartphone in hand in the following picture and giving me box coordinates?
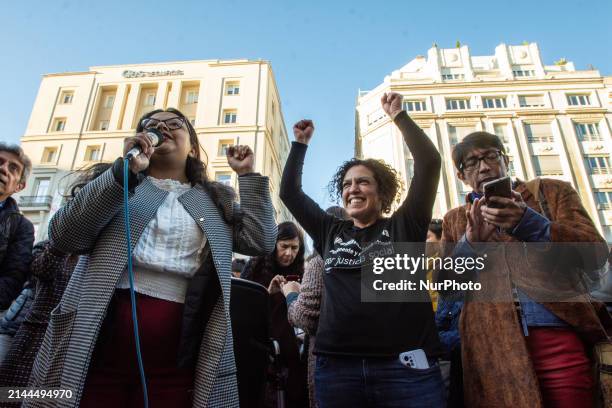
[483,176,512,208]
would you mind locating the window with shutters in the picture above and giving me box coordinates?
[532,155,563,176]
[524,123,554,143]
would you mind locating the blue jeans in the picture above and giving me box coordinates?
[315,355,446,408]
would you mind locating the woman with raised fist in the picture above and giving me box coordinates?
[280,92,444,408]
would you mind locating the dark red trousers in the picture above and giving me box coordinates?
[525,327,594,408]
[80,290,194,408]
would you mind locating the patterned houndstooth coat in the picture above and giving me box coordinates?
[24,167,277,408]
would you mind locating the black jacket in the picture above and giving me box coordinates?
[177,243,221,368]
[0,197,34,309]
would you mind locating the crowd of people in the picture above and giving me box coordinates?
[0,91,610,407]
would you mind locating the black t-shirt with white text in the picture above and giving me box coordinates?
[314,214,444,357]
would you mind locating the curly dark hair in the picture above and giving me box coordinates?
[328,158,404,214]
[137,108,236,224]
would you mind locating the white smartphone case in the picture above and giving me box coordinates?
[398,349,429,369]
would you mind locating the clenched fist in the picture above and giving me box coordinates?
[226,145,254,176]
[293,119,315,145]
[381,92,404,119]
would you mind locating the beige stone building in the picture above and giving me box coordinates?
[16,59,291,240]
[356,42,612,241]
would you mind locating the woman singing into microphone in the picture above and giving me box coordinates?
[27,108,277,408]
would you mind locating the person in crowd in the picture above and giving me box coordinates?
[427,219,443,241]
[0,281,34,366]
[280,206,348,408]
[591,251,612,313]
[231,258,246,278]
[435,295,464,408]
[280,92,445,408]
[26,108,277,408]
[439,131,612,408]
[0,143,34,362]
[427,218,463,406]
[0,163,111,392]
[242,221,308,408]
[240,221,305,286]
[0,144,34,309]
[426,218,443,311]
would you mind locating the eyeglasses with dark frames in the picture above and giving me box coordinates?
[460,150,504,173]
[140,116,186,130]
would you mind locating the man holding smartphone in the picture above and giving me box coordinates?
[438,131,611,408]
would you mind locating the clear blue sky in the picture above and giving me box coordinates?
[2,0,611,207]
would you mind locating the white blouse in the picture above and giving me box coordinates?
[116,177,207,303]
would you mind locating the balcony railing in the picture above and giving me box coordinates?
[535,170,563,176]
[19,195,53,208]
[579,135,604,142]
[528,136,555,143]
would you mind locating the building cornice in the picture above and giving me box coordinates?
[482,112,515,119]
[570,113,607,122]
[30,167,61,174]
[91,59,257,70]
[209,60,269,67]
[515,109,560,117]
[21,133,81,142]
[388,77,605,91]
[43,71,96,78]
[440,111,486,119]
[565,107,608,115]
[406,113,438,120]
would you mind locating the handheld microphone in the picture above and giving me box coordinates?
[126,128,163,160]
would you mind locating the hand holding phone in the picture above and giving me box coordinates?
[480,177,527,230]
[483,176,512,208]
